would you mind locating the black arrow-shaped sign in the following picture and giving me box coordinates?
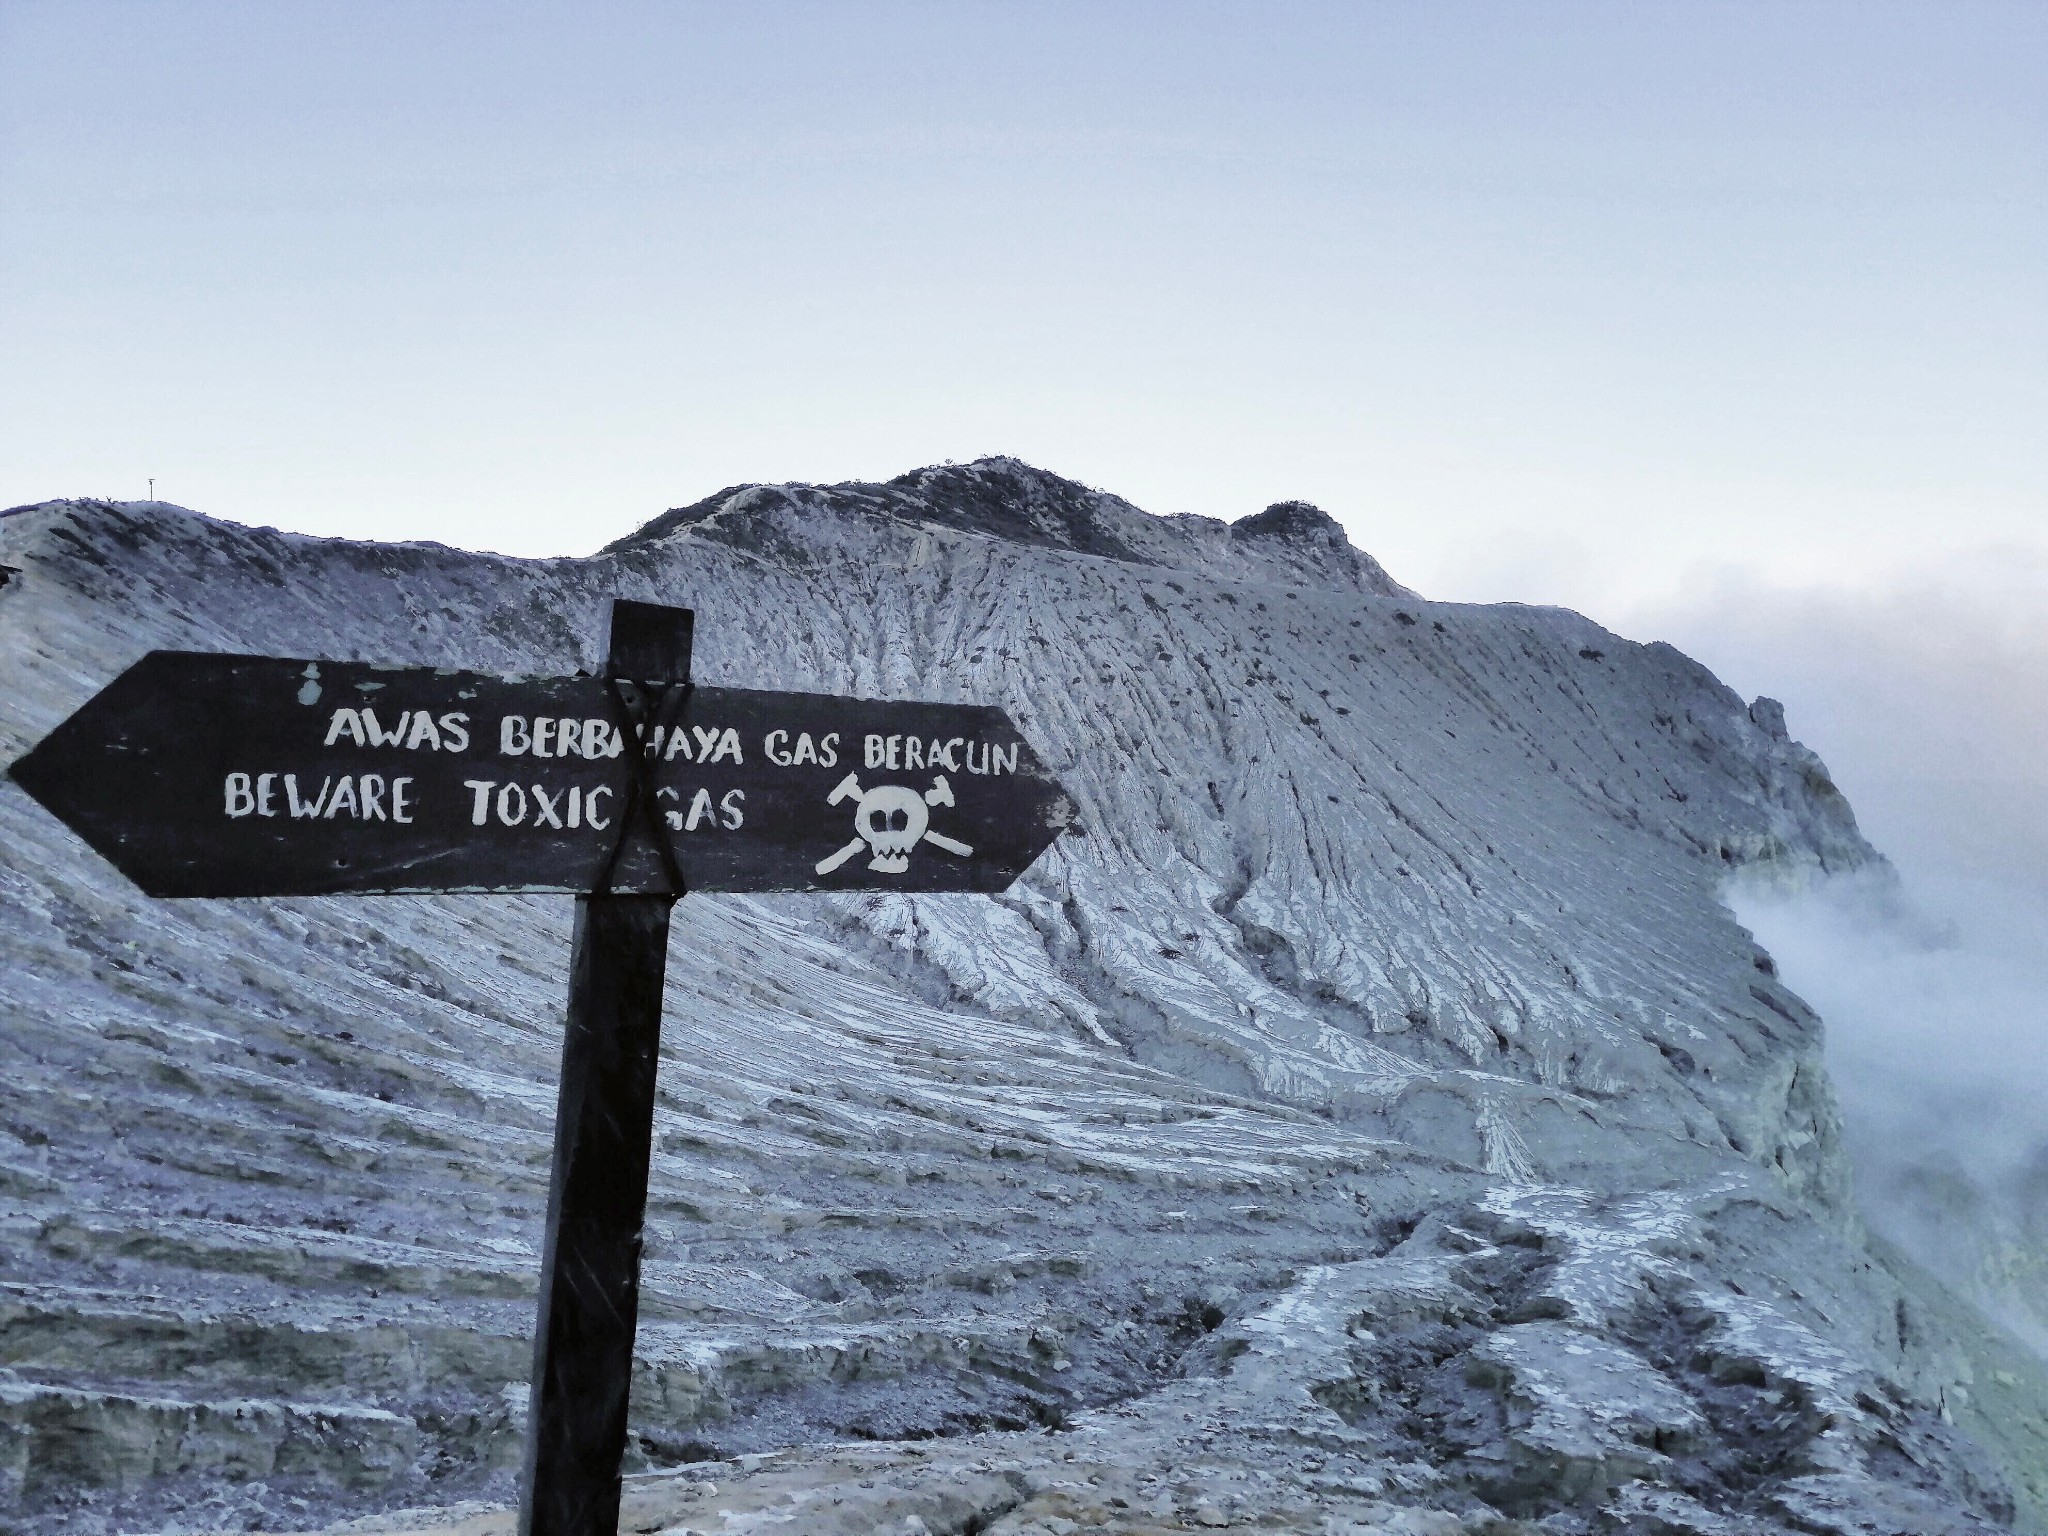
[5,602,1078,1536]
[9,650,1073,897]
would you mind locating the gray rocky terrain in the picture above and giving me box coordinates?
[1,459,2042,1534]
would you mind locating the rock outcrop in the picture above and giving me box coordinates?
[0,459,2038,1534]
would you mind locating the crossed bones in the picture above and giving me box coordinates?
[815,772,974,876]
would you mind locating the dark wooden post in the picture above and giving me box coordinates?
[520,600,693,1536]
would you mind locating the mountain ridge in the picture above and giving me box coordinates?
[0,465,2035,1535]
[607,456,1415,599]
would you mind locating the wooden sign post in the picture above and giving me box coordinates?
[522,601,690,1536]
[7,599,1075,1536]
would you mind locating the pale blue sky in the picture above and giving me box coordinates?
[4,1,2042,607]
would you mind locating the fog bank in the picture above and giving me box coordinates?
[1625,551,2048,1352]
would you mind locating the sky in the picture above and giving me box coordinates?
[4,3,2046,1293]
[2,3,2041,594]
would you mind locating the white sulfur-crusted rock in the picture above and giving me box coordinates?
[0,460,2036,1534]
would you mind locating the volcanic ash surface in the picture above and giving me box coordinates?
[0,460,2040,1535]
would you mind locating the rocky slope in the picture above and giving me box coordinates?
[0,459,2040,1535]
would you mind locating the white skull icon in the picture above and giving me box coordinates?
[852,784,927,872]
[815,773,974,876]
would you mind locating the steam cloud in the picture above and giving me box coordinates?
[1626,551,2048,1354]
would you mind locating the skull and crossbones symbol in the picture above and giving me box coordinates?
[815,772,974,875]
